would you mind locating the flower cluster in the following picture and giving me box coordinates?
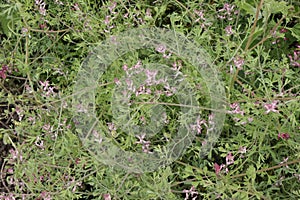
[217,3,238,21]
[194,9,211,28]
[190,117,207,134]
[227,102,253,125]
[155,44,172,58]
[35,0,47,16]
[263,100,279,114]
[72,3,92,31]
[120,60,178,100]
[103,1,118,32]
[214,152,235,175]
[135,133,152,154]
[39,80,57,97]
[183,186,198,200]
[288,46,300,67]
[0,65,10,79]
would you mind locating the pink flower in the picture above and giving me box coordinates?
[40,191,51,200]
[108,2,117,14]
[228,102,244,115]
[183,186,198,200]
[264,100,279,114]
[214,163,222,175]
[233,56,244,69]
[278,133,290,140]
[190,117,207,134]
[9,149,23,161]
[155,44,166,53]
[280,28,287,33]
[225,25,233,35]
[238,146,247,154]
[218,3,236,20]
[39,80,49,90]
[114,78,121,85]
[122,64,128,71]
[288,50,300,67]
[104,16,110,25]
[135,134,152,154]
[0,65,9,79]
[0,70,7,79]
[226,152,234,165]
[194,10,205,23]
[103,193,111,200]
[107,122,116,132]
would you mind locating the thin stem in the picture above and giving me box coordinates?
[244,0,264,51]
[230,158,300,179]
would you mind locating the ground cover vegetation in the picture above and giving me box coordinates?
[0,0,300,199]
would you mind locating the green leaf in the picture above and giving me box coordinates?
[0,15,10,36]
[237,1,261,18]
[264,0,292,16]
[287,24,300,41]
[3,132,11,145]
[246,165,256,182]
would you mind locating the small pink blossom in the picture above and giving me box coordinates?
[122,64,128,71]
[226,152,234,165]
[103,193,111,200]
[155,44,166,53]
[73,3,80,11]
[43,123,51,131]
[146,8,152,18]
[135,134,152,153]
[214,163,222,175]
[228,102,244,115]
[104,16,110,25]
[0,65,10,79]
[278,132,290,140]
[35,0,47,16]
[233,56,244,69]
[9,149,23,161]
[183,186,198,200]
[194,10,205,23]
[238,146,247,154]
[264,100,279,114]
[114,78,121,85]
[107,122,116,132]
[225,25,233,35]
[218,3,236,20]
[40,191,51,200]
[190,117,207,134]
[288,50,300,67]
[108,2,117,14]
